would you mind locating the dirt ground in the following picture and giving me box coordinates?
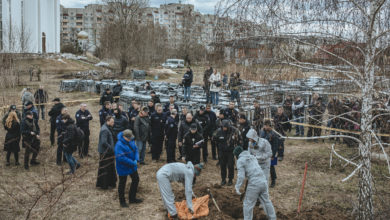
[0,58,389,220]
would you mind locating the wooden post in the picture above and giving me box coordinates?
[297,162,308,214]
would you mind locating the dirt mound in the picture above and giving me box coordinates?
[173,184,350,220]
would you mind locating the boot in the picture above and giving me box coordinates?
[120,202,129,208]
[227,179,233,186]
[30,160,40,166]
[129,198,143,204]
[221,180,226,186]
[270,179,276,188]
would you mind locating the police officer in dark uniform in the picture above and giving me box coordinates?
[194,106,210,162]
[238,114,251,150]
[164,95,179,113]
[99,101,113,127]
[75,103,93,158]
[213,120,242,186]
[225,102,239,125]
[183,123,204,165]
[151,104,166,161]
[128,102,140,132]
[147,100,156,115]
[165,109,178,163]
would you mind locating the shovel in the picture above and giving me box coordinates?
[207,188,221,212]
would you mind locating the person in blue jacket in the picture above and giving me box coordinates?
[115,129,143,208]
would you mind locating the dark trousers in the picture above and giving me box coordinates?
[151,136,164,160]
[220,150,234,181]
[96,153,117,189]
[6,151,19,163]
[207,135,217,160]
[186,148,201,165]
[57,140,66,164]
[23,137,40,167]
[307,118,322,138]
[118,171,140,204]
[202,137,208,162]
[278,140,285,158]
[230,90,241,107]
[78,128,90,157]
[270,165,277,182]
[206,91,211,104]
[50,120,56,145]
[37,105,45,120]
[166,138,176,163]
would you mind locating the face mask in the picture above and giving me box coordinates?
[252,142,259,149]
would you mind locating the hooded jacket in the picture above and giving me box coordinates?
[246,129,272,164]
[115,132,139,176]
[235,150,267,194]
[48,103,65,122]
[156,162,195,211]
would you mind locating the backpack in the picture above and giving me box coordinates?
[74,126,85,142]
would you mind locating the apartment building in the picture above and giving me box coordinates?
[60,3,223,51]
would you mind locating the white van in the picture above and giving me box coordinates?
[162,59,185,69]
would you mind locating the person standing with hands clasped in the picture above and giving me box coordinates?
[183,123,204,165]
[115,130,143,207]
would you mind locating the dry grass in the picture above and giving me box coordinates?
[0,57,389,219]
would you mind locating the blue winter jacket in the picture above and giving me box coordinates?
[115,132,139,176]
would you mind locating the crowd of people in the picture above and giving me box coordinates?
[2,67,390,220]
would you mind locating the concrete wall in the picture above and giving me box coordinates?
[1,0,60,53]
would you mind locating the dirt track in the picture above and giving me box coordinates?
[0,60,389,219]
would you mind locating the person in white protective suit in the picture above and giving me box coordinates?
[246,128,272,182]
[234,146,276,220]
[156,162,204,219]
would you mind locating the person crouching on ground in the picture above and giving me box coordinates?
[156,162,204,219]
[115,129,143,207]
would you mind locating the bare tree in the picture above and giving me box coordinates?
[217,0,390,219]
[99,0,148,74]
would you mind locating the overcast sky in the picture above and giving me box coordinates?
[60,0,218,14]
